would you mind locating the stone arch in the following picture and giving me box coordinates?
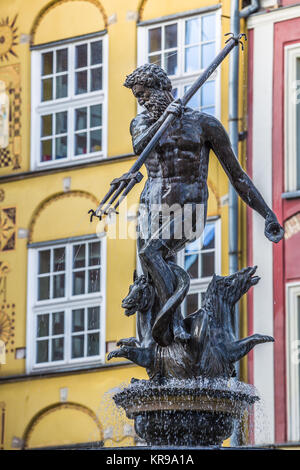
[137,0,148,22]
[30,0,108,45]
[22,401,103,449]
[28,190,99,244]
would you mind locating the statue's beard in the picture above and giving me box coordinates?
[143,90,172,120]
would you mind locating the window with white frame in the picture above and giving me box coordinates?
[177,218,221,316]
[285,44,300,192]
[138,11,220,116]
[31,33,107,169]
[286,283,300,441]
[27,236,106,371]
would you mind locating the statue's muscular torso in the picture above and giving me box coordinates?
[131,108,212,207]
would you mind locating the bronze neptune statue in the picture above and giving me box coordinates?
[90,35,284,446]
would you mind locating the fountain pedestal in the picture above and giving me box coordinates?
[113,379,259,447]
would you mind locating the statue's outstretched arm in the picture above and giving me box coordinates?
[205,115,284,243]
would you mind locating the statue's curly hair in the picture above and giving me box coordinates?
[124,63,172,92]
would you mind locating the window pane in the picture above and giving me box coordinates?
[91,40,102,65]
[90,104,102,128]
[88,306,100,330]
[73,244,85,268]
[38,277,50,300]
[165,51,177,75]
[53,247,65,271]
[75,107,87,131]
[42,52,53,75]
[39,250,51,274]
[149,54,161,67]
[41,139,52,162]
[56,74,68,98]
[202,14,215,42]
[72,335,84,358]
[297,58,300,189]
[88,269,100,293]
[87,333,99,356]
[55,136,67,159]
[72,308,85,332]
[185,254,198,278]
[37,314,49,337]
[91,67,102,91]
[185,238,201,253]
[52,311,64,335]
[201,251,214,277]
[89,242,100,266]
[76,44,88,68]
[185,46,200,73]
[201,42,215,69]
[41,115,52,137]
[185,18,199,45]
[37,340,49,363]
[56,48,68,72]
[165,24,177,49]
[75,133,87,155]
[202,106,215,117]
[203,224,215,249]
[149,27,161,53]
[53,274,65,298]
[201,81,215,108]
[90,129,102,152]
[52,337,64,361]
[42,78,53,101]
[75,70,87,94]
[73,270,85,295]
[56,111,67,134]
[171,88,178,99]
[186,293,198,316]
[187,88,200,110]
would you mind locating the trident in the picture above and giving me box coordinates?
[89,33,246,222]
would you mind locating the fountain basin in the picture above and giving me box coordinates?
[113,378,259,447]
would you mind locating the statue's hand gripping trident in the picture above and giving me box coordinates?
[88,33,247,223]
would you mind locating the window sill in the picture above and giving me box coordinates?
[0,360,134,383]
[282,191,300,200]
[0,153,136,183]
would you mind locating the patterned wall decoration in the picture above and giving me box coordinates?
[0,261,10,303]
[0,306,16,358]
[0,63,21,170]
[0,207,16,251]
[0,65,21,170]
[0,263,15,358]
[0,402,5,450]
[0,15,18,62]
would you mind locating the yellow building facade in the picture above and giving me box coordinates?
[0,0,247,449]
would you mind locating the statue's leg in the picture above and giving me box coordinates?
[138,212,189,345]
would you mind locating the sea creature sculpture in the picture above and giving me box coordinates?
[108,266,273,381]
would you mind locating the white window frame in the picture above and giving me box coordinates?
[26,235,107,373]
[286,282,300,441]
[31,33,108,171]
[285,43,300,192]
[177,217,221,314]
[137,10,221,119]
